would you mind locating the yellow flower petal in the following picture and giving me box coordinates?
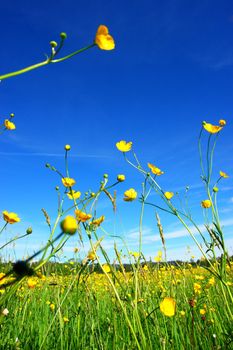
[201,199,212,208]
[4,119,16,130]
[164,192,174,200]
[2,210,20,224]
[67,190,81,200]
[95,25,115,50]
[75,209,92,222]
[116,140,132,152]
[92,215,105,227]
[60,215,78,235]
[219,170,229,178]
[123,188,137,201]
[61,177,76,187]
[160,297,176,317]
[148,163,164,176]
[219,119,226,126]
[202,121,223,134]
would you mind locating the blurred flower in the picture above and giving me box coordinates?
[1,308,9,316]
[63,317,69,323]
[201,199,212,208]
[92,215,105,227]
[95,25,115,50]
[75,210,92,223]
[148,163,164,176]
[154,250,163,262]
[62,177,76,187]
[87,251,96,261]
[67,190,81,200]
[116,140,132,152]
[219,170,229,178]
[200,309,206,315]
[60,216,78,235]
[50,303,55,311]
[164,192,174,200]
[2,210,20,224]
[102,264,111,273]
[117,174,125,182]
[27,278,37,289]
[219,119,226,126]
[64,144,71,151]
[130,251,140,258]
[202,121,222,134]
[180,310,185,316]
[160,297,176,317]
[194,283,202,294]
[4,119,16,130]
[123,188,137,201]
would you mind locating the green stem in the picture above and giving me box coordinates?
[0,44,95,81]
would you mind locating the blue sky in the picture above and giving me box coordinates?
[0,0,233,262]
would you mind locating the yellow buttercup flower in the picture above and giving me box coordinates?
[27,278,37,289]
[67,190,81,200]
[117,174,125,182]
[95,25,115,50]
[219,170,229,178]
[63,317,69,323]
[116,140,132,152]
[64,144,71,151]
[160,297,176,317]
[75,209,92,223]
[148,163,164,176]
[92,215,105,227]
[123,188,137,201]
[194,282,202,294]
[219,119,226,126]
[61,177,76,187]
[4,119,16,130]
[200,309,206,315]
[202,121,222,134]
[87,251,96,261]
[201,199,212,208]
[102,264,111,273]
[2,210,20,224]
[164,192,174,200]
[60,215,78,235]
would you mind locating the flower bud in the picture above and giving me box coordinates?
[60,32,67,40]
[213,187,219,193]
[64,144,71,151]
[50,41,58,48]
[26,227,33,235]
[10,113,15,118]
[117,174,125,182]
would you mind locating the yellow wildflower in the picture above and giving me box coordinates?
[160,297,176,317]
[194,283,202,294]
[201,199,212,208]
[75,209,92,223]
[63,317,69,323]
[102,264,111,273]
[180,310,186,316]
[116,140,132,152]
[92,215,105,227]
[67,190,81,200]
[123,188,137,201]
[61,177,76,187]
[131,251,140,258]
[148,163,164,176]
[60,216,78,235]
[117,174,125,182]
[64,144,71,151]
[202,121,222,134]
[27,278,37,289]
[219,119,226,126]
[2,210,20,224]
[50,303,55,311]
[200,309,206,315]
[219,170,229,178]
[143,265,149,271]
[4,119,16,130]
[95,25,115,50]
[87,251,96,261]
[164,192,174,200]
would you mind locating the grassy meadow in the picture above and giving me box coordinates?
[1,26,233,350]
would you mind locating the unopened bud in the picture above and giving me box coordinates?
[60,32,67,40]
[26,227,33,235]
[50,41,58,48]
